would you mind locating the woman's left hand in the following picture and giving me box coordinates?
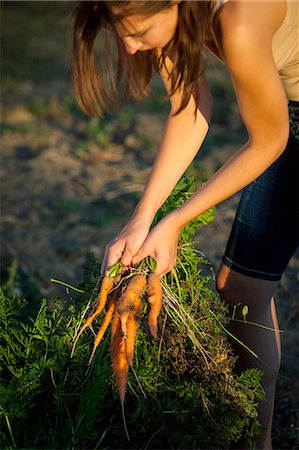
[131,214,181,277]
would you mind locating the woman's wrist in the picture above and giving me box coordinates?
[128,209,154,232]
[131,200,158,227]
[167,203,196,233]
[159,209,186,236]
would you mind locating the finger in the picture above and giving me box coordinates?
[154,263,166,278]
[100,255,107,276]
[122,239,148,266]
[100,246,109,275]
[101,241,125,275]
[101,253,120,276]
[155,256,176,278]
[107,249,124,269]
[121,247,135,267]
[155,264,171,278]
[131,247,149,266]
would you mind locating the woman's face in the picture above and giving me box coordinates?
[115,3,179,54]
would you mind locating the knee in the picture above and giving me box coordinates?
[216,263,254,307]
[216,265,252,316]
[216,264,278,308]
[216,263,230,297]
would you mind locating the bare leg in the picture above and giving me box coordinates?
[216,264,281,450]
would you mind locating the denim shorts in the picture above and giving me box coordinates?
[222,100,299,281]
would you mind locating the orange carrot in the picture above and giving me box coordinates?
[111,310,130,440]
[83,275,114,326]
[111,311,129,406]
[125,316,139,367]
[72,276,114,349]
[87,288,119,365]
[117,274,146,337]
[124,315,146,399]
[147,272,163,338]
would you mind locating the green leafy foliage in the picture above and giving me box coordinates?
[1,290,118,449]
[0,176,264,449]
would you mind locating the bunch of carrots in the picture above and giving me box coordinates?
[71,263,163,439]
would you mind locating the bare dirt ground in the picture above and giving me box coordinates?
[1,2,298,448]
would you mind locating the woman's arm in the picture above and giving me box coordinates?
[173,3,289,219]
[132,2,290,275]
[133,65,212,225]
[103,59,212,270]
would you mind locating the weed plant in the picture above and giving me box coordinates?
[0,176,264,449]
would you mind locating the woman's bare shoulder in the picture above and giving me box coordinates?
[217,0,286,40]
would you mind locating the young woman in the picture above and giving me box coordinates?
[72,1,299,448]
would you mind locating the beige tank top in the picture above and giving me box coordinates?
[214,0,299,101]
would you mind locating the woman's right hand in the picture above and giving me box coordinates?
[100,216,151,275]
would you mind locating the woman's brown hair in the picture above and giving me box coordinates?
[72,1,214,117]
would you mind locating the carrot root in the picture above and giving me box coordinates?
[121,402,130,441]
[120,311,129,337]
[71,275,114,357]
[117,273,146,340]
[125,316,139,367]
[73,270,164,440]
[147,272,163,338]
[111,311,129,406]
[87,291,118,366]
[110,286,131,441]
[117,274,146,316]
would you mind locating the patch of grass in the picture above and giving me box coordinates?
[52,197,83,215]
[28,97,49,115]
[143,82,169,115]
[87,117,114,149]
[1,122,36,134]
[40,211,60,229]
[117,104,136,123]
[0,259,43,318]
[73,143,91,158]
[61,95,87,119]
[83,198,136,228]
[136,130,157,152]
[83,210,116,228]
